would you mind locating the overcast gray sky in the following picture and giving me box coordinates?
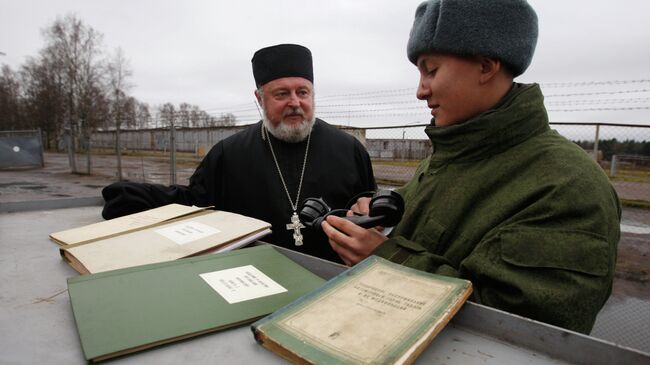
[2,0,650,133]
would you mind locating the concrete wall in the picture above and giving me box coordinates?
[91,124,368,157]
[366,139,432,160]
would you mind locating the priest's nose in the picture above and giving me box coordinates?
[287,92,300,107]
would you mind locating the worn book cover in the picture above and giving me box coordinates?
[53,205,271,274]
[251,255,473,365]
[67,245,325,363]
[50,203,210,247]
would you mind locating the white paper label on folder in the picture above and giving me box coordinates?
[155,221,220,245]
[199,265,287,304]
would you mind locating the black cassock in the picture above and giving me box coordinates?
[102,119,377,263]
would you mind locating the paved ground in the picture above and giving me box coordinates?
[4,152,650,200]
[0,152,203,204]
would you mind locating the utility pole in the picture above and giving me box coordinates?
[593,124,600,162]
[115,90,123,180]
[170,119,177,185]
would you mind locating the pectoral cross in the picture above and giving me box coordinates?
[286,212,305,246]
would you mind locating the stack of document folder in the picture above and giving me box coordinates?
[67,245,325,362]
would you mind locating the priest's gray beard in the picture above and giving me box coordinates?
[262,107,315,143]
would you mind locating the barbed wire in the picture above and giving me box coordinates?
[203,106,259,114]
[319,105,427,113]
[540,79,650,88]
[544,89,650,98]
[548,106,650,112]
[203,101,257,112]
[121,101,650,122]
[317,87,415,100]
[206,79,650,113]
[315,112,425,118]
[112,79,650,127]
[546,98,650,106]
[318,100,422,108]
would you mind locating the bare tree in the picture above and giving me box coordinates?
[0,65,24,130]
[136,102,152,129]
[106,47,133,180]
[121,96,138,129]
[20,54,67,149]
[153,103,236,128]
[156,103,178,183]
[41,13,105,173]
[178,102,192,128]
[158,103,176,128]
[189,105,201,127]
[216,112,236,127]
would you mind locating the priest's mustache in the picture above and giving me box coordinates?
[283,107,305,118]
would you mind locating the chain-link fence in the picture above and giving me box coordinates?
[78,122,650,217]
[367,123,650,205]
[365,123,650,216]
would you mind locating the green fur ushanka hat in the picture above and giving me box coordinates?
[406,0,538,77]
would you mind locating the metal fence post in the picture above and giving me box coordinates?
[170,122,177,185]
[593,124,600,161]
[116,122,123,181]
[64,126,77,173]
[86,132,92,175]
[611,154,618,176]
[37,128,44,167]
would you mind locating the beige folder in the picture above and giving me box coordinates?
[50,204,272,274]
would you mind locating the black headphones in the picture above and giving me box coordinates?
[298,190,404,232]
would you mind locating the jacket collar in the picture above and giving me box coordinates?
[425,83,549,165]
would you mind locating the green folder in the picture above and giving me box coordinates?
[67,245,326,362]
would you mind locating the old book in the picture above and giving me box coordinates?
[251,255,473,365]
[50,203,210,247]
[67,244,326,363]
[51,204,271,274]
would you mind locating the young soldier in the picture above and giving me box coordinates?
[323,0,621,334]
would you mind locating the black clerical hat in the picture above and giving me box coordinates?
[251,44,313,88]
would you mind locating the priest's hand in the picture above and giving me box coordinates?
[322,215,388,266]
[347,197,371,216]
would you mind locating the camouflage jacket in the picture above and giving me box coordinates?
[373,84,621,334]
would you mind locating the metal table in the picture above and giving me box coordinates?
[1,199,648,364]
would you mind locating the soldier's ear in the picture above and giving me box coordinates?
[478,57,502,84]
